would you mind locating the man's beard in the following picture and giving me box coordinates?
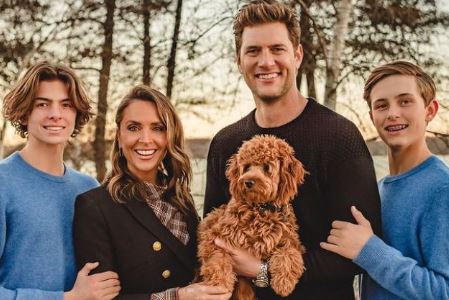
[255,84,290,104]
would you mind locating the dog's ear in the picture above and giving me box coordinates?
[226,153,240,197]
[278,154,306,204]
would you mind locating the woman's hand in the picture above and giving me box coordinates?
[177,283,231,300]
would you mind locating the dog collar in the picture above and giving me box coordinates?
[254,203,288,213]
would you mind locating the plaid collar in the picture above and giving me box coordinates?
[143,182,189,245]
[144,182,166,200]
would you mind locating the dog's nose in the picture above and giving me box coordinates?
[244,180,255,189]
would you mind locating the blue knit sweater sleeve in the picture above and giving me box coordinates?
[0,196,63,300]
[354,183,449,300]
[0,153,99,300]
[0,288,62,300]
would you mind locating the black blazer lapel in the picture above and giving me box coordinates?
[123,199,196,271]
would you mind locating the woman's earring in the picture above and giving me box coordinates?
[159,161,167,175]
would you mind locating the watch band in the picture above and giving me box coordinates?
[252,260,269,288]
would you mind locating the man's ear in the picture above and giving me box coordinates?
[294,44,303,70]
[369,109,373,124]
[425,99,439,123]
[236,54,242,74]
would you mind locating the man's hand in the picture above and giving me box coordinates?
[214,238,261,278]
[64,262,121,300]
[177,283,232,300]
[320,206,374,259]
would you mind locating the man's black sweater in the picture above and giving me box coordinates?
[204,98,382,300]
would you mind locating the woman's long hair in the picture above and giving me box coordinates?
[104,85,197,217]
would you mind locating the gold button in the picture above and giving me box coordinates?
[153,241,162,251]
[162,270,171,279]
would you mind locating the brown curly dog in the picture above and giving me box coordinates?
[198,135,306,299]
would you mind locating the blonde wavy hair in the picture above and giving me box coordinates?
[2,61,93,138]
[364,61,436,108]
[104,85,197,217]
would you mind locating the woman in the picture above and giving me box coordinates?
[74,85,230,300]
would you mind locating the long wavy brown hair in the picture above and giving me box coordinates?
[104,85,197,217]
[3,61,93,138]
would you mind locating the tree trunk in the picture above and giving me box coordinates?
[296,0,317,99]
[94,0,115,182]
[324,0,353,110]
[142,0,151,85]
[0,119,6,159]
[306,68,316,99]
[166,0,183,99]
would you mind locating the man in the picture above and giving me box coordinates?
[204,1,382,299]
[321,61,449,299]
[0,62,120,299]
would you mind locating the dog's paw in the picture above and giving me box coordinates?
[201,256,236,291]
[269,248,304,296]
[270,274,299,297]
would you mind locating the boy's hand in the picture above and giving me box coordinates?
[215,238,261,278]
[64,262,121,300]
[320,206,374,259]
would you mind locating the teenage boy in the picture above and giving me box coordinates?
[321,61,449,299]
[204,0,382,299]
[0,62,120,300]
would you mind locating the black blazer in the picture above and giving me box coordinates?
[73,186,199,300]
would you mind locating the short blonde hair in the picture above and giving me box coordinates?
[2,61,93,138]
[364,61,436,108]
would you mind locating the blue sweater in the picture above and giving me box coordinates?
[354,155,449,300]
[0,152,98,300]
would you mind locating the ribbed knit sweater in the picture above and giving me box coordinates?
[204,98,382,300]
[0,152,98,300]
[354,155,449,300]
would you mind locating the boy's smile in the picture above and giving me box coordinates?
[369,75,437,152]
[24,80,76,149]
[384,124,409,134]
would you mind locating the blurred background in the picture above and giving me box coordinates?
[1,0,448,212]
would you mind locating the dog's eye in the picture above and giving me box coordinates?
[263,164,270,172]
[243,164,250,172]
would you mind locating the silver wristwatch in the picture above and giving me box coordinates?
[252,261,269,288]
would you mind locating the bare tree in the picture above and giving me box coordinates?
[166,0,183,99]
[94,0,116,181]
[291,0,448,116]
[324,0,353,110]
[294,0,320,98]
[142,0,152,85]
[0,119,6,158]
